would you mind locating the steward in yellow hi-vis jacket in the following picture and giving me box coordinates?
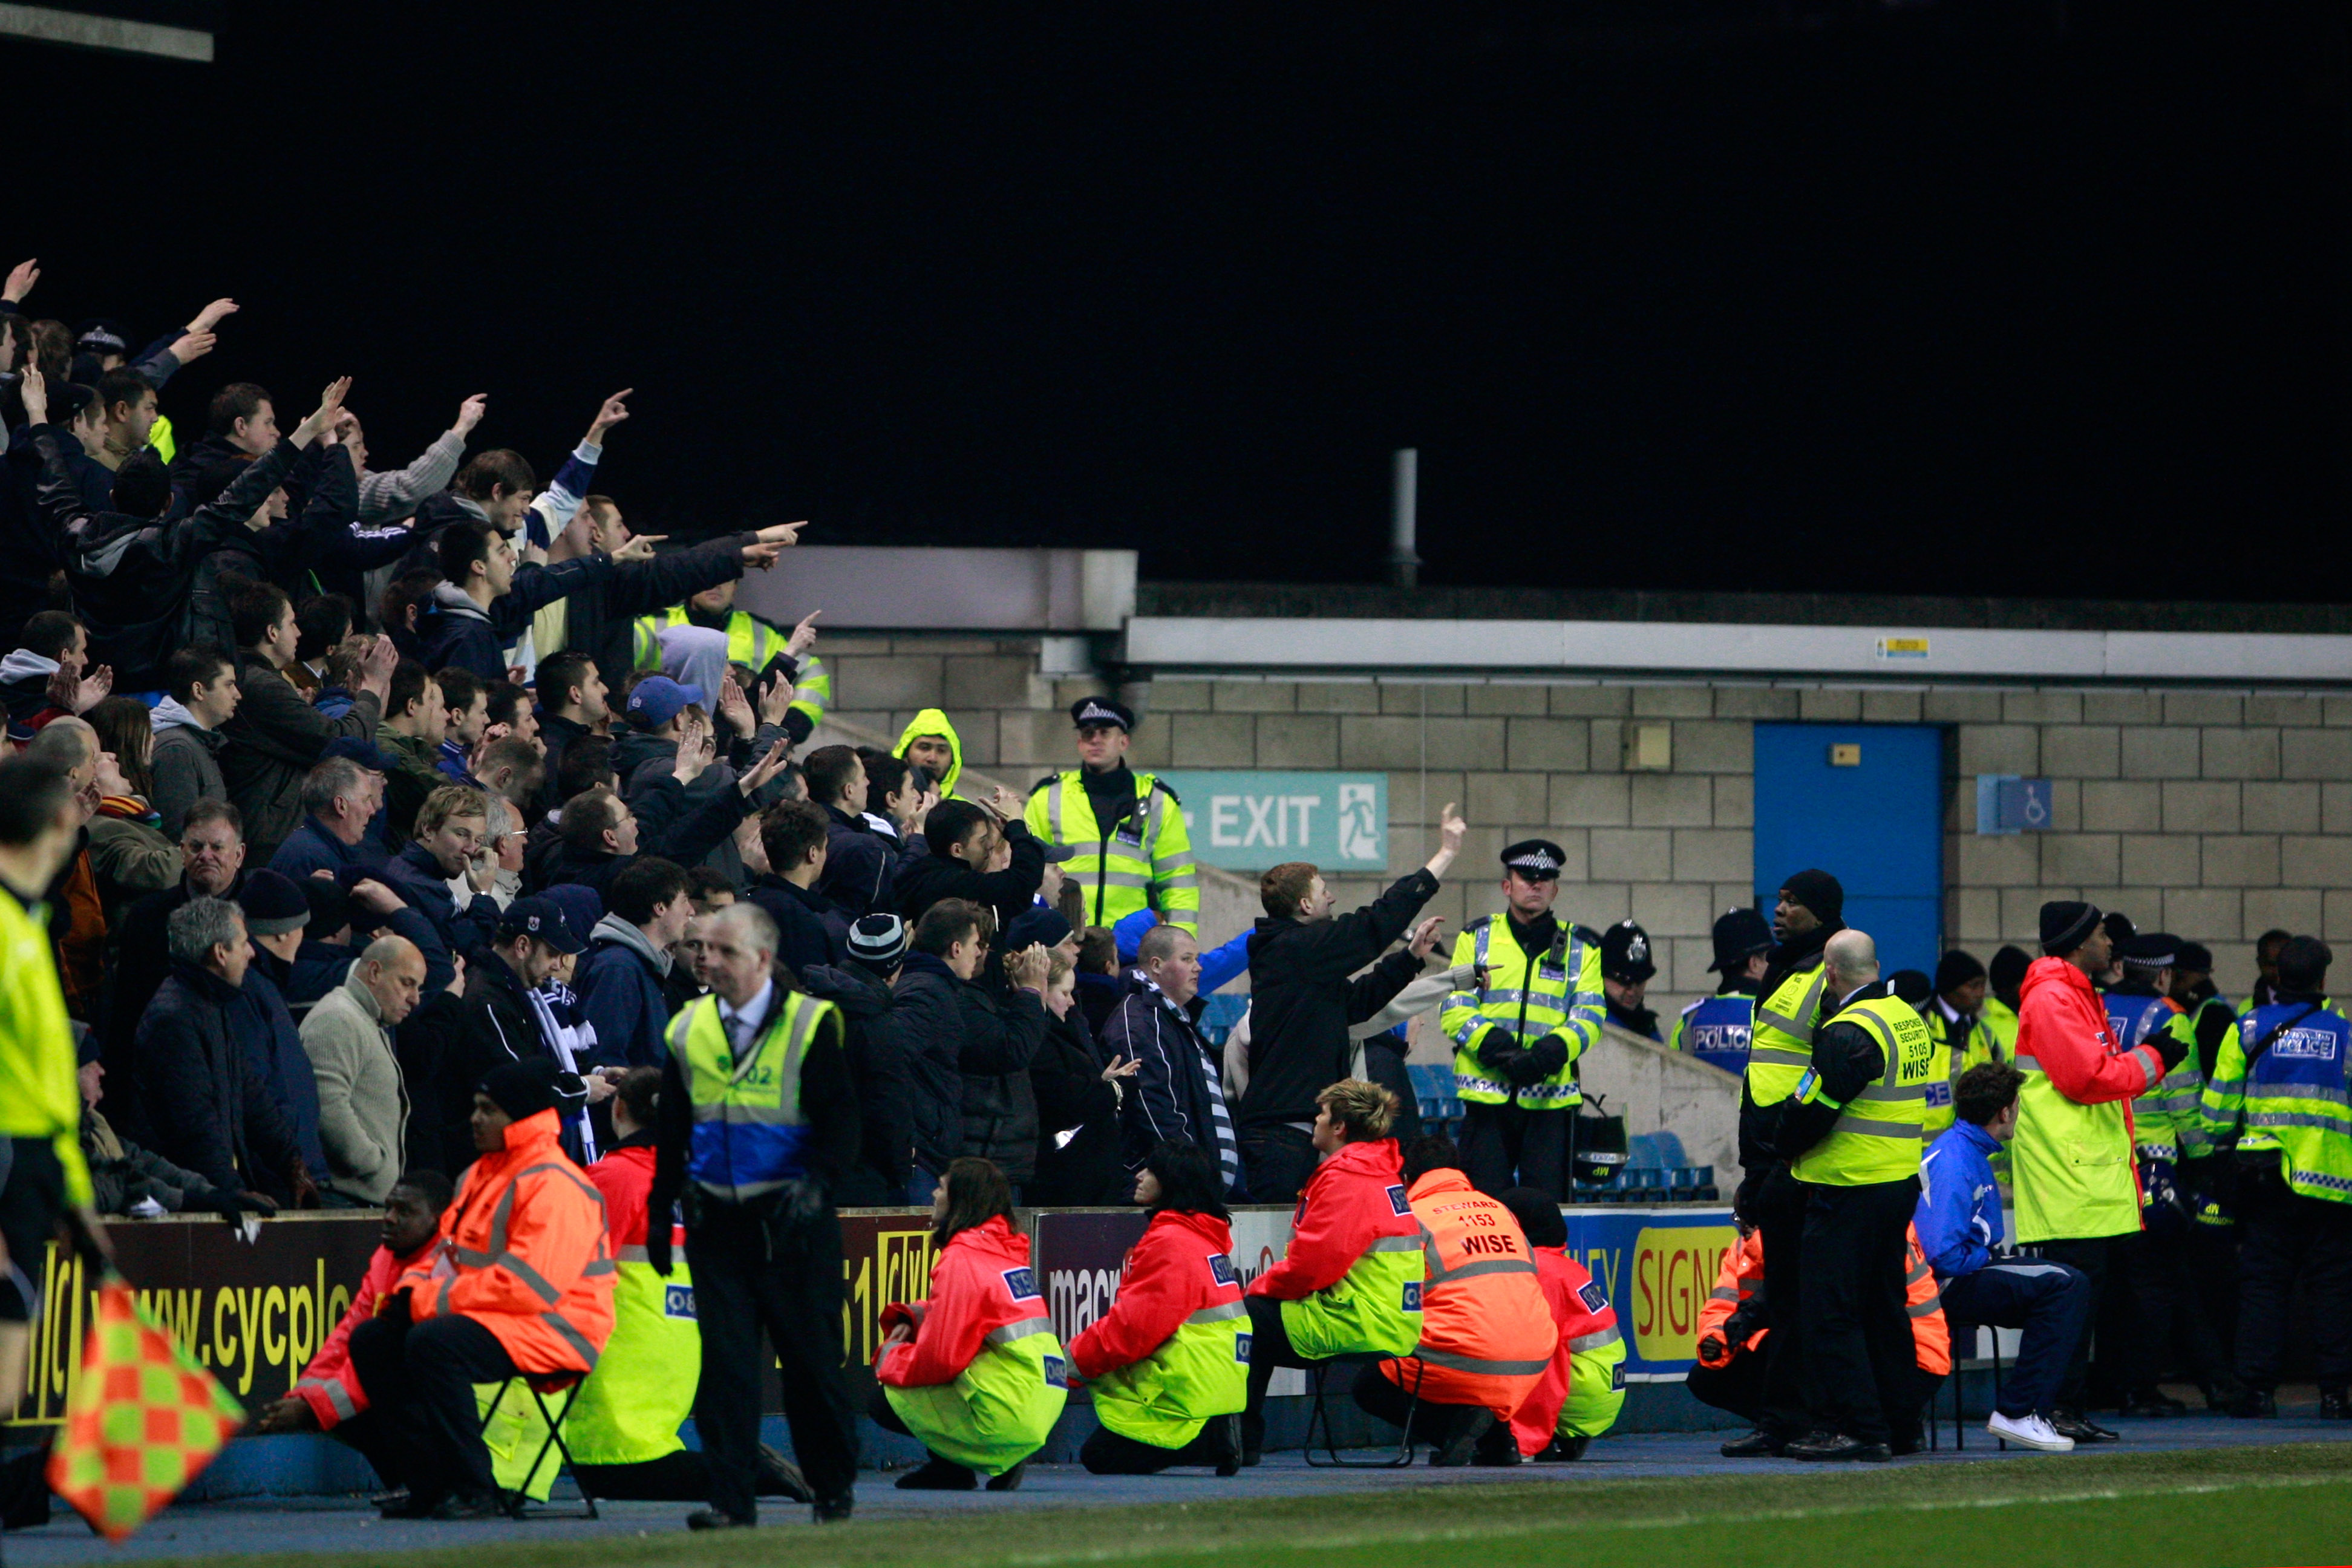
[1440,840,1606,1200]
[1025,696,1197,933]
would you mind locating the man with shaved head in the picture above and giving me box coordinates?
[300,933,428,1203]
[1767,928,1942,1463]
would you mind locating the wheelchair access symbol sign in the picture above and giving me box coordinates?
[1974,776,2053,836]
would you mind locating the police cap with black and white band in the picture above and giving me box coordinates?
[1501,838,1567,881]
[1070,696,1134,732]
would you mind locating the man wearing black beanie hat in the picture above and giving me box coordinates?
[1723,869,1845,1456]
[1922,950,2002,1140]
[2009,901,2187,1443]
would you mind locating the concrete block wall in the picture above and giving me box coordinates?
[822,635,2335,1019]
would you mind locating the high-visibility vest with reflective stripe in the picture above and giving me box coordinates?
[2106,991,2205,1162]
[2200,1001,2352,1207]
[883,1314,1069,1474]
[630,608,829,728]
[1439,918,1604,1108]
[1746,959,1829,1109]
[563,1233,698,1465]
[1089,1295,1250,1449]
[1980,995,2020,1060]
[1384,1171,1557,1413]
[1278,1232,1427,1362]
[1904,1228,1951,1374]
[1024,769,1198,933]
[667,989,833,1200]
[1922,1006,2006,1138]
[1789,995,1936,1186]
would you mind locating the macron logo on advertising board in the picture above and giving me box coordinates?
[1160,771,1388,872]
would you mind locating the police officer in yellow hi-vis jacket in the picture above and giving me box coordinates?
[1772,929,1938,1462]
[1025,697,1197,933]
[1440,841,1607,1198]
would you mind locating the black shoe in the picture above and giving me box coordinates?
[895,1457,978,1491]
[2224,1387,2278,1420]
[1469,1425,1522,1467]
[2319,1389,2350,1421]
[1785,1431,1892,1463]
[687,1508,751,1531]
[1535,1434,1592,1463]
[985,1461,1025,1492]
[1211,1414,1244,1477]
[1240,1413,1265,1468]
[2121,1389,2187,1418]
[755,1444,814,1503]
[813,1494,854,1524]
[430,1491,508,1522]
[2051,1409,2121,1441]
[1719,1429,1782,1458]
[367,1488,410,1512]
[2203,1375,2250,1412]
[378,1492,440,1521]
[1429,1408,1497,1468]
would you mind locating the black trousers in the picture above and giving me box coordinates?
[1751,1166,1811,1439]
[1458,1102,1567,1198]
[1797,1175,1920,1446]
[1685,1353,1768,1425]
[687,1200,860,1522]
[347,1312,520,1503]
[2234,1183,2352,1390]
[0,1138,66,1324]
[2124,1214,2232,1393]
[2034,1233,2123,1410]
[1079,1421,1234,1474]
[1239,1125,1318,1207]
[328,1410,410,1491]
[1349,1359,1488,1442]
[1239,1292,1318,1449]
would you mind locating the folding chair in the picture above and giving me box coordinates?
[1931,1324,2006,1452]
[481,1373,598,1519]
[1301,1354,1423,1468]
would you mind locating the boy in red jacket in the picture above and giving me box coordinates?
[254,1172,454,1495]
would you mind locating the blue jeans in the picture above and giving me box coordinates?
[1938,1259,2092,1419]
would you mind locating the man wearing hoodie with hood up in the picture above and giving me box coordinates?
[150,647,241,841]
[896,711,964,800]
[577,858,695,1071]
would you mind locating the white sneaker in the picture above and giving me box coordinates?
[1988,1411,2074,1452]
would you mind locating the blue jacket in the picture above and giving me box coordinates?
[268,815,388,884]
[379,841,500,993]
[574,915,673,1070]
[229,965,330,1179]
[1916,1119,2004,1280]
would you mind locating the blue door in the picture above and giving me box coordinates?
[1751,724,1944,979]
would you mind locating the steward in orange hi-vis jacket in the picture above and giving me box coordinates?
[345,1060,616,1519]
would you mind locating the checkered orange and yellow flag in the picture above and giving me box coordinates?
[44,1279,246,1541]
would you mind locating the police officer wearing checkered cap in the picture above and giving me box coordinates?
[1023,696,1198,933]
[1438,840,1608,1198]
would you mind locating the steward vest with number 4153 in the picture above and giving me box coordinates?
[1439,919,1606,1109]
[1789,995,1937,1186]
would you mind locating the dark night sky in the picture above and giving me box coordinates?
[10,1,2347,599]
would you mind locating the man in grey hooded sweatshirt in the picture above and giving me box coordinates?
[575,856,694,1071]
[151,645,241,840]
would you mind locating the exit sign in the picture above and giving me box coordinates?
[1159,771,1389,871]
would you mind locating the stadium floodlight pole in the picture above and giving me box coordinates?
[1388,446,1420,588]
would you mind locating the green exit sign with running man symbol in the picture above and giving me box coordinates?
[1160,771,1390,871]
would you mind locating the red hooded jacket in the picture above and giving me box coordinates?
[291,1236,436,1429]
[1070,1208,1241,1380]
[1246,1137,1417,1302]
[876,1215,1049,1388]
[1508,1246,1621,1457]
[2016,956,2161,1111]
